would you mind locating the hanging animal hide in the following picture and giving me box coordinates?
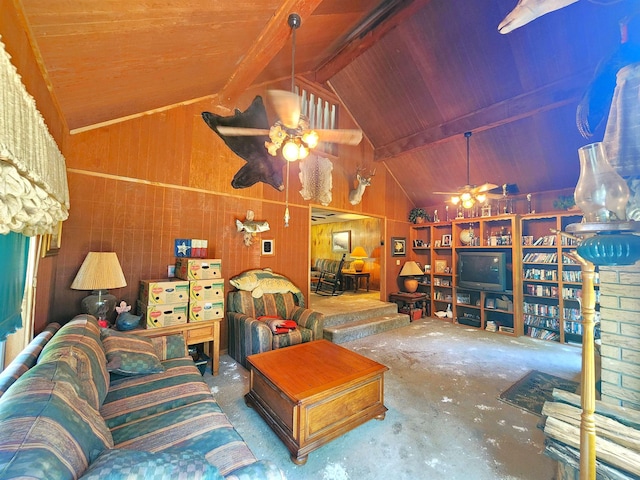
[299,156,333,206]
[202,96,285,191]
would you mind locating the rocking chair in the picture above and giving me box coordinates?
[315,254,346,296]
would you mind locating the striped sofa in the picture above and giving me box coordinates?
[0,314,284,480]
[227,291,324,368]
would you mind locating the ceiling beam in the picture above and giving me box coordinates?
[313,0,434,84]
[216,0,324,109]
[373,72,587,161]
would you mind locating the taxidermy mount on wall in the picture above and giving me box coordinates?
[202,96,285,191]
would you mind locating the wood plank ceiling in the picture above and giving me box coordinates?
[16,0,637,207]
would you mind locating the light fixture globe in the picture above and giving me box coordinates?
[282,140,300,162]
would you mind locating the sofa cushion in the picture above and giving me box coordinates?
[39,315,110,409]
[101,357,214,429]
[79,448,224,480]
[101,328,165,376]
[0,361,113,480]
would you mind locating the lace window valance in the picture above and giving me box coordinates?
[0,35,69,236]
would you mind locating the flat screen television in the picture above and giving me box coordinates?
[457,251,507,292]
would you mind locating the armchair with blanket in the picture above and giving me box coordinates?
[227,291,324,368]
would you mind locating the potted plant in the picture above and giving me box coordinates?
[409,207,428,224]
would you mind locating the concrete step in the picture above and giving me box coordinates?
[322,303,399,328]
[323,313,410,344]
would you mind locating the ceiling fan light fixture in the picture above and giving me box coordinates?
[451,196,460,205]
[476,193,487,203]
[461,192,472,202]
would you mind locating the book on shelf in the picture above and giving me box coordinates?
[533,235,556,246]
[523,252,557,263]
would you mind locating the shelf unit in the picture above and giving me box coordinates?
[410,215,522,337]
[520,213,589,345]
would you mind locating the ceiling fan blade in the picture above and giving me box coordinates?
[473,182,500,194]
[485,193,505,200]
[433,191,462,196]
[215,126,270,136]
[267,90,300,129]
[312,129,363,145]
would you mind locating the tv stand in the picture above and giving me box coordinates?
[411,214,523,336]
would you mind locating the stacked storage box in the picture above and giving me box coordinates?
[138,279,190,328]
[174,258,225,323]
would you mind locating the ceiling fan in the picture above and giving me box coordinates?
[433,131,500,208]
[215,14,363,162]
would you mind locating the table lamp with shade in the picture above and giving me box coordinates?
[349,246,368,272]
[71,252,127,327]
[399,261,423,293]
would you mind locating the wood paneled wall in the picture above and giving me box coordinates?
[43,92,413,350]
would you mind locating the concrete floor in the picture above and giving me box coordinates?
[206,300,581,480]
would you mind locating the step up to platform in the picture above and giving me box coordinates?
[323,313,410,344]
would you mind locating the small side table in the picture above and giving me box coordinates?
[389,292,429,319]
[341,271,370,293]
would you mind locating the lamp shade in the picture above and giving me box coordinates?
[71,252,127,290]
[350,246,368,272]
[71,252,126,325]
[399,261,423,277]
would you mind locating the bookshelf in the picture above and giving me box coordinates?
[410,215,522,337]
[520,213,592,344]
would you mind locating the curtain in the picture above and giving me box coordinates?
[0,232,29,342]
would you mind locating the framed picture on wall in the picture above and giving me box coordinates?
[391,237,406,257]
[261,239,274,256]
[42,221,63,257]
[332,230,351,253]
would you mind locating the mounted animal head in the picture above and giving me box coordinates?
[498,0,580,34]
[202,96,285,191]
[349,166,376,205]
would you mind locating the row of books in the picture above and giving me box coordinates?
[525,284,557,298]
[524,302,559,317]
[523,252,558,263]
[524,268,558,281]
[527,327,560,341]
[564,307,581,321]
[524,315,560,330]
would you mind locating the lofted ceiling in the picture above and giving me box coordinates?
[15,0,638,208]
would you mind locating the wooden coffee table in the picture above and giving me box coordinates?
[245,340,388,465]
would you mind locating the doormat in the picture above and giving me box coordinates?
[499,370,579,416]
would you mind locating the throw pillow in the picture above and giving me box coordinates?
[266,319,297,334]
[79,449,224,480]
[100,329,165,376]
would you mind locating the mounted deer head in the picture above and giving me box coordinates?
[498,0,580,34]
[349,166,376,205]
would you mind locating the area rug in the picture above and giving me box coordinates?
[499,370,579,416]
